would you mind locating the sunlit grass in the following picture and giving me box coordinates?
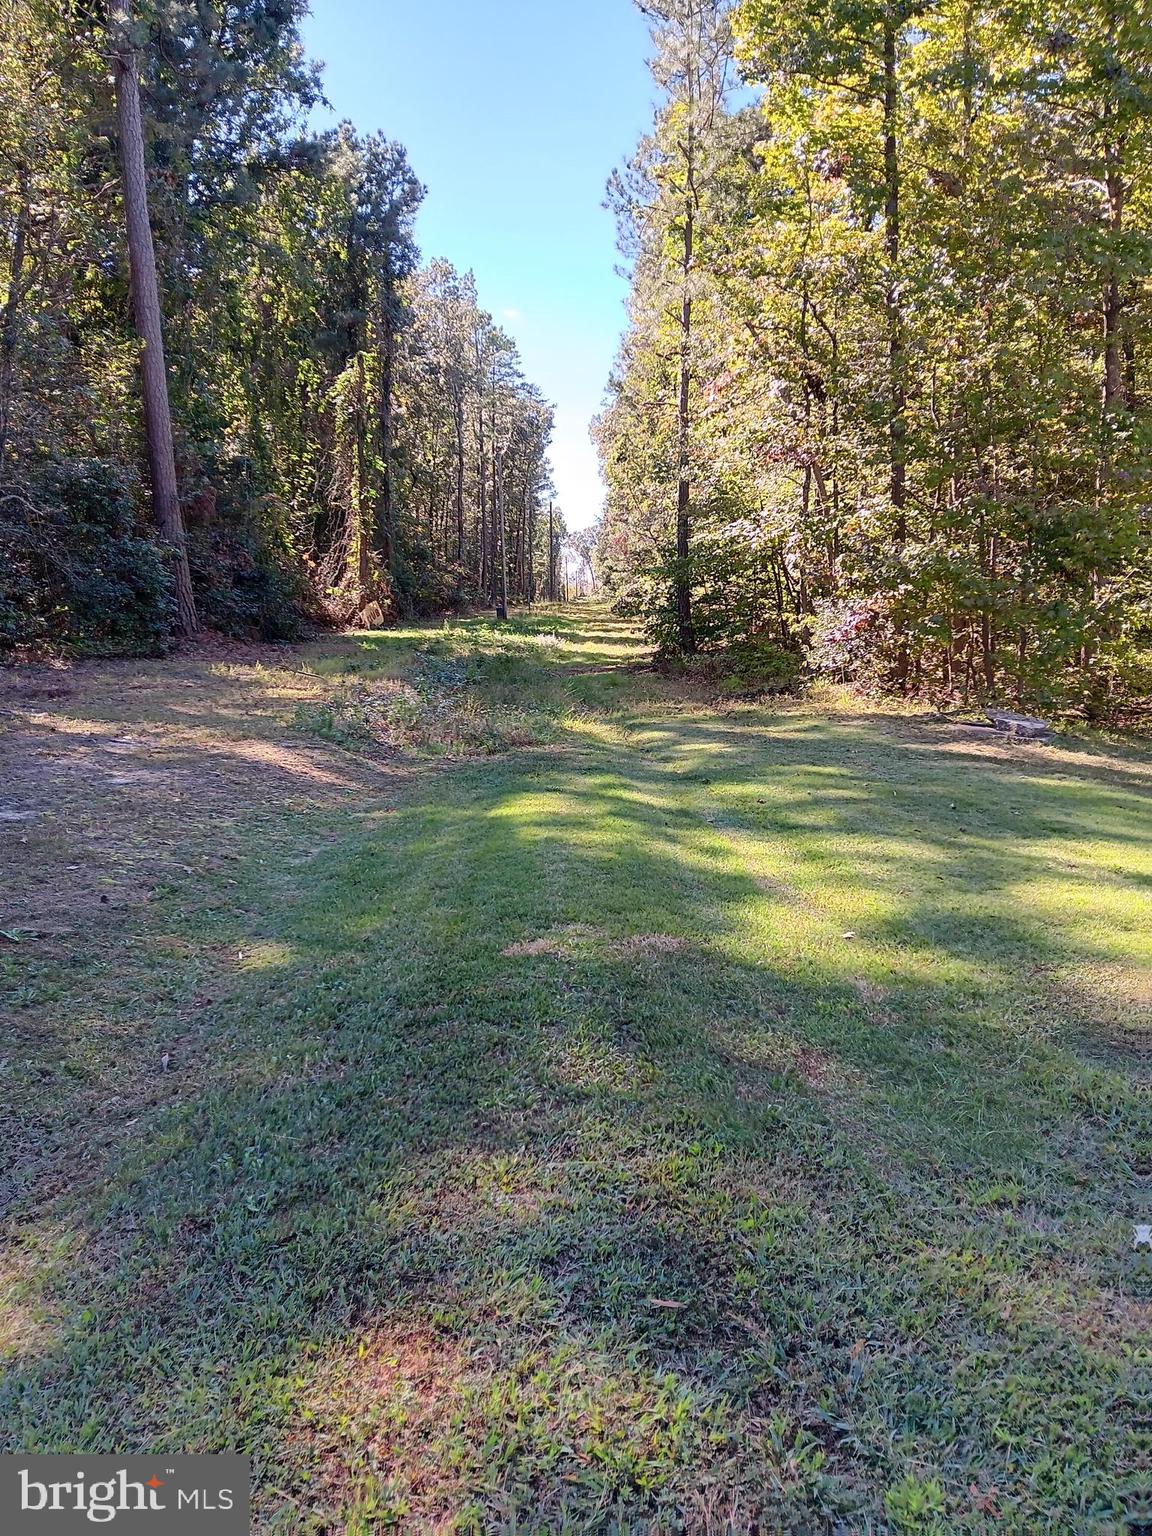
[1,605,1147,1529]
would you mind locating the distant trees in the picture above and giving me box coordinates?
[597,0,1152,715]
[395,261,556,617]
[0,0,557,652]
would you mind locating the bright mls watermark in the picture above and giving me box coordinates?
[1,1456,249,1531]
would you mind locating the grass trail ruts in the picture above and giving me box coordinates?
[1,608,1149,1532]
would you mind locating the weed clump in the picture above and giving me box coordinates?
[294,644,558,756]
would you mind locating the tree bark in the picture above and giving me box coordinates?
[0,171,29,476]
[355,350,372,589]
[453,384,466,563]
[377,271,396,573]
[674,114,696,653]
[526,481,535,603]
[494,446,509,621]
[883,13,908,686]
[547,499,556,601]
[110,0,197,635]
[489,423,499,608]
[477,425,487,593]
[1103,128,1126,412]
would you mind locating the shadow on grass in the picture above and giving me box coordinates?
[0,683,1146,1530]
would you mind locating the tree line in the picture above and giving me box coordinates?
[596,0,1151,716]
[0,0,564,652]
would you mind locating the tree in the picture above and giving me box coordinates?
[609,0,737,652]
[109,0,197,635]
[0,5,556,650]
[597,0,1150,714]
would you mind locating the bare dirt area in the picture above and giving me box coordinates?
[0,638,400,1216]
[0,639,398,939]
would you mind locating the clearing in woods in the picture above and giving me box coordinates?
[1,608,1149,1531]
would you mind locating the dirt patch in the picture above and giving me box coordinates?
[1064,1290,1143,1356]
[753,872,825,918]
[853,977,895,1024]
[0,641,403,1221]
[612,933,689,956]
[791,1045,836,1088]
[501,927,688,960]
[280,1323,470,1526]
[501,923,604,958]
[502,936,565,957]
[0,645,399,938]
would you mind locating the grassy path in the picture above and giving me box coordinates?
[1,609,1149,1531]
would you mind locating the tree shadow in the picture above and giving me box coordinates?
[0,681,1145,1529]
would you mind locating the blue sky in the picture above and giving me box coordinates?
[301,0,655,530]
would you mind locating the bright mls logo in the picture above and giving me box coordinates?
[2,1456,249,1532]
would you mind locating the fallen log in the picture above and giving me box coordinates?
[986,710,1051,740]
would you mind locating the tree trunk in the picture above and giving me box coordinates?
[674,124,696,654]
[355,351,372,589]
[526,483,535,603]
[494,446,509,621]
[453,386,466,563]
[0,171,29,476]
[883,13,908,686]
[489,427,499,608]
[377,273,396,573]
[110,0,197,636]
[1103,130,1126,412]
[477,393,487,594]
[547,500,555,601]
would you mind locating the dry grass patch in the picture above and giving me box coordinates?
[282,1324,471,1526]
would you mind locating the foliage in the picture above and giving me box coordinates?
[595,0,1152,720]
[294,638,563,756]
[0,462,173,654]
[711,631,803,693]
[185,518,310,642]
[0,0,557,652]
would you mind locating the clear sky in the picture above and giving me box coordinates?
[300,0,655,531]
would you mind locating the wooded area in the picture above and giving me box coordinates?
[0,0,562,653]
[1,0,1148,716]
[596,0,1151,718]
[1,4,1149,1523]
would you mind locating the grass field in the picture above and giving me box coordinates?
[1,608,1148,1532]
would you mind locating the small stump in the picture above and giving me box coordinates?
[986,710,1051,740]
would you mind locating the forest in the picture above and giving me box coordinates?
[596,0,1151,718]
[2,0,1148,723]
[0,0,563,653]
[2,3,1151,1529]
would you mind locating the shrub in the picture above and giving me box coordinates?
[0,460,174,655]
[186,514,309,641]
[714,633,803,694]
[294,645,559,756]
[809,598,897,691]
[392,543,472,617]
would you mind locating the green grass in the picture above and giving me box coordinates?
[1,606,1148,1532]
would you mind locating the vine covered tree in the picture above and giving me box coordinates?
[0,0,557,651]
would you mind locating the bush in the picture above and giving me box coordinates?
[662,632,802,696]
[0,460,174,655]
[625,531,802,662]
[392,543,472,617]
[809,598,897,691]
[186,514,309,641]
[713,633,803,694]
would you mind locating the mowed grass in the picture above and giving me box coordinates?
[1,608,1149,1532]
